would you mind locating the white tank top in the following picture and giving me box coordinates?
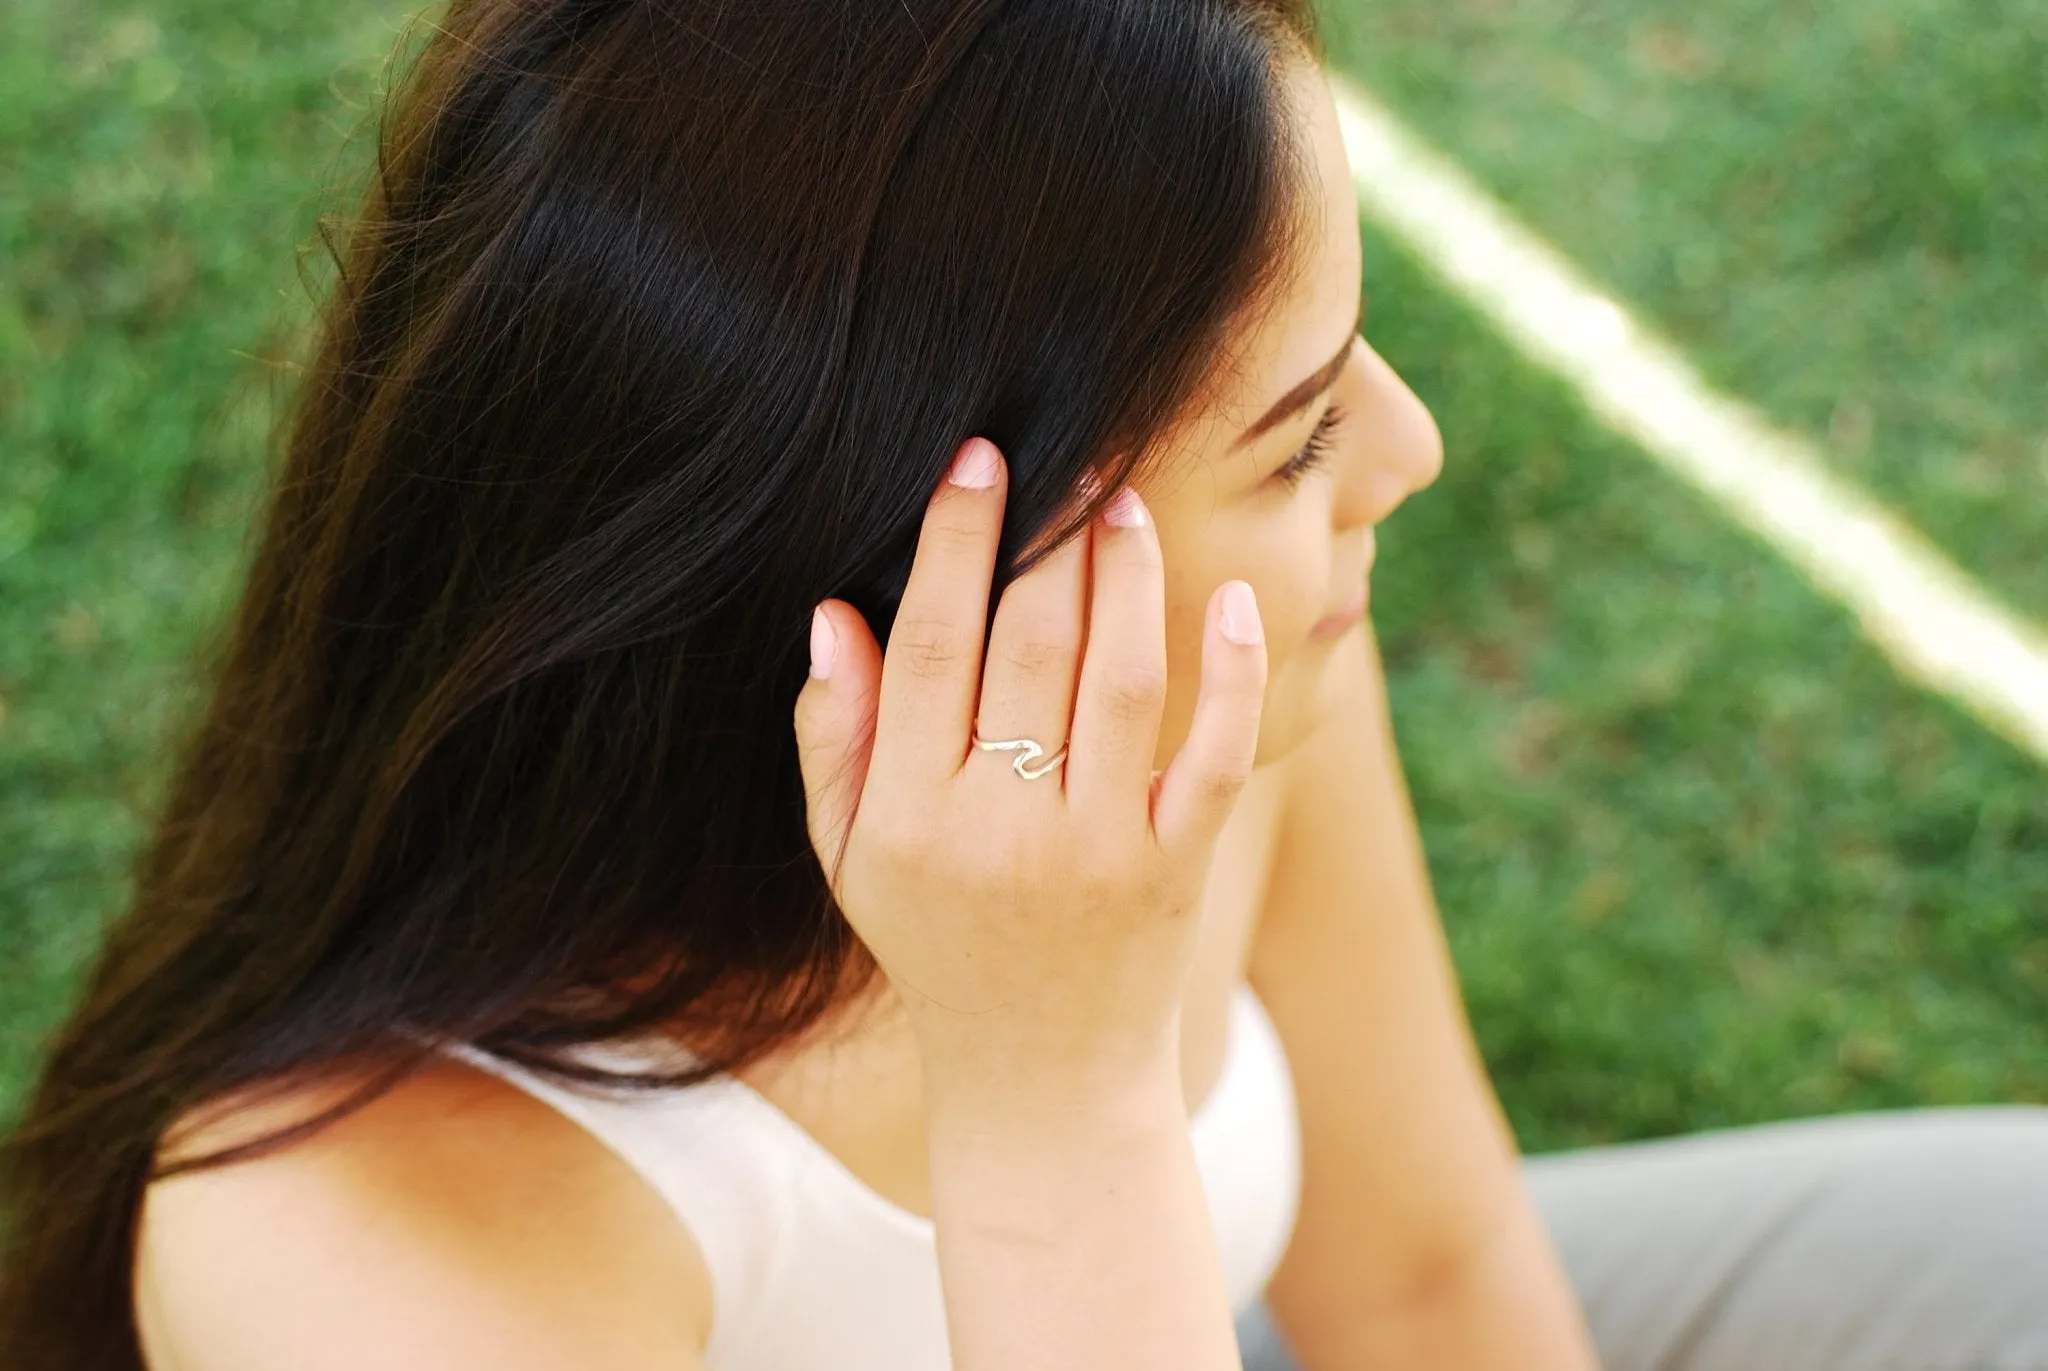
[450,980,1301,1370]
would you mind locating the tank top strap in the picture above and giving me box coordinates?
[440,1043,794,1353]
[441,979,1300,1368]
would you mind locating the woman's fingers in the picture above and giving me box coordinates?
[1064,486,1170,819]
[971,479,1094,787]
[797,453,1263,887]
[1152,579,1266,860]
[791,599,885,880]
[868,437,1007,795]
[795,462,1269,1091]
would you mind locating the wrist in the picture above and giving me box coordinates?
[916,1017,1185,1138]
[921,1037,1185,1147]
[923,1055,1194,1250]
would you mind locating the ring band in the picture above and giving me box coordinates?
[971,728,1068,780]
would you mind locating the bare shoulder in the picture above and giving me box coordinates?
[135,1055,713,1371]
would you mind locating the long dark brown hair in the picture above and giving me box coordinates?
[1,0,1319,1364]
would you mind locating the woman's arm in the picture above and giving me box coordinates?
[923,1050,1242,1371]
[795,448,1265,1371]
[1247,618,1600,1371]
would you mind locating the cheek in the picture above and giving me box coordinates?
[1250,548,1331,654]
[1223,512,1331,663]
[1152,520,1330,758]
[1161,525,1324,659]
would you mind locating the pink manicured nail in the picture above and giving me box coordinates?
[947,438,1001,489]
[1219,581,1261,646]
[809,606,838,679]
[1104,486,1148,528]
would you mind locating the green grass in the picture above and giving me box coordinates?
[0,0,415,1106]
[1363,224,2048,1148]
[1318,0,2048,1146]
[1323,0,2048,623]
[2,0,2044,1151]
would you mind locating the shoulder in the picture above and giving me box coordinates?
[135,1055,714,1371]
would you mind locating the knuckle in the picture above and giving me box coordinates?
[1189,760,1252,807]
[922,517,988,561]
[793,694,850,769]
[889,615,970,680]
[998,630,1077,679]
[1094,661,1168,722]
[1100,530,1163,575]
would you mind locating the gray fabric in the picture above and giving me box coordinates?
[1234,1106,2048,1371]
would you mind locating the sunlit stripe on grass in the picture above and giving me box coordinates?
[1328,73,2048,765]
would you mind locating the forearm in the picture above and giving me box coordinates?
[1250,620,1602,1370]
[924,1057,1241,1371]
[1269,1197,1599,1371]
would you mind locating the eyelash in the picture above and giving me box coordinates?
[1272,403,1344,490]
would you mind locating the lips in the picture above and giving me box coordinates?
[1322,586,1366,621]
[1308,531,1375,635]
[1308,588,1366,639]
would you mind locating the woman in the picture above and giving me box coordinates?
[4,1,2044,1368]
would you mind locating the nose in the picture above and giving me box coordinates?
[1334,339,1443,527]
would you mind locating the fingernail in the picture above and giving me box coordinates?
[809,605,838,679]
[1219,581,1261,646]
[1104,486,1148,528]
[947,438,1001,489]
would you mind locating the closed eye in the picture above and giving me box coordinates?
[1271,403,1344,490]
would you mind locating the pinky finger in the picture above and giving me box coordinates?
[1152,581,1267,859]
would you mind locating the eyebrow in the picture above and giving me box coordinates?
[1231,297,1366,450]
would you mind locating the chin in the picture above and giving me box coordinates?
[1248,668,1321,768]
[1259,622,1365,759]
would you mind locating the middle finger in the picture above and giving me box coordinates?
[970,480,1097,788]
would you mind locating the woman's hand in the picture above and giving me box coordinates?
[792,436,1268,1106]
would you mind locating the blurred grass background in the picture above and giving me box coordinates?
[2,0,2044,1150]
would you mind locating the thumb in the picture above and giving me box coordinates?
[792,600,882,883]
[1153,580,1266,860]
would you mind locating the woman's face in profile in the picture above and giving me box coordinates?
[1138,58,1445,770]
